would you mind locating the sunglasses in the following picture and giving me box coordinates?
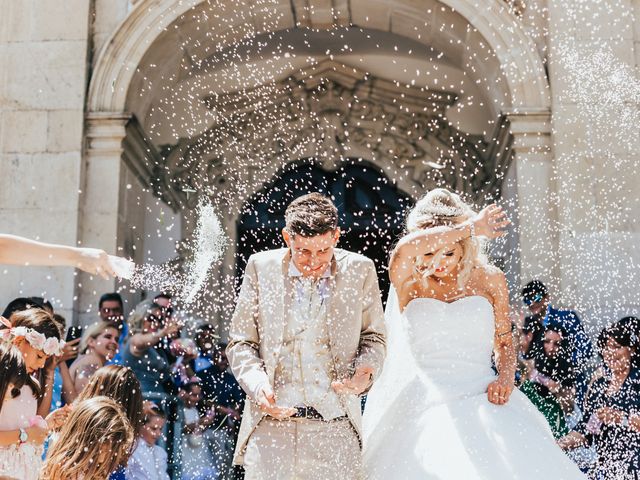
[523,293,544,306]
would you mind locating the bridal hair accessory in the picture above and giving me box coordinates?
[410,203,466,224]
[0,316,65,356]
[406,197,471,232]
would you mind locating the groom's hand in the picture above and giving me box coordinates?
[255,384,296,420]
[331,365,374,396]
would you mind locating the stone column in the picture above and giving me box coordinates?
[546,0,640,325]
[505,109,560,292]
[77,113,131,325]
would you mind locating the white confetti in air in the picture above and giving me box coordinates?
[181,201,227,306]
[108,255,135,280]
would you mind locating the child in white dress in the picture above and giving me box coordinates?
[0,311,66,480]
[0,341,49,479]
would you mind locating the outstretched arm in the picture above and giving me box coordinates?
[389,205,509,290]
[0,234,116,279]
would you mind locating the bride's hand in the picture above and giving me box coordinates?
[472,205,510,239]
[487,378,514,405]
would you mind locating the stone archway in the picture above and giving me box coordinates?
[88,0,549,113]
[155,59,514,211]
[80,0,556,322]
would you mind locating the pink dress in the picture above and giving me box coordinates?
[0,384,43,480]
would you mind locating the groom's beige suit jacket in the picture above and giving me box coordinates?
[226,247,386,465]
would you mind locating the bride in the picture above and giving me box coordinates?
[363,189,585,479]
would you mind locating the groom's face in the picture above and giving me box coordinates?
[283,229,340,279]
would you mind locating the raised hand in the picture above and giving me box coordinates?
[56,337,80,365]
[45,405,72,431]
[472,204,510,239]
[596,407,627,426]
[75,248,116,279]
[161,318,183,338]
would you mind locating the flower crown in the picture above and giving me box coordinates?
[0,316,65,356]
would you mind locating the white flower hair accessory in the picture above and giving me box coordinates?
[0,316,65,356]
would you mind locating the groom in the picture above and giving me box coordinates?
[227,192,386,480]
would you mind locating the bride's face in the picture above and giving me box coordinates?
[420,243,463,279]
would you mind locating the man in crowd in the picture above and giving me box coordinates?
[99,292,124,323]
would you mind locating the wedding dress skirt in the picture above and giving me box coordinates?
[363,295,585,479]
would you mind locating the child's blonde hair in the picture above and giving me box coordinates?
[40,396,135,480]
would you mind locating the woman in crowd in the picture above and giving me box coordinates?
[40,396,135,480]
[559,317,640,479]
[68,321,120,399]
[0,309,66,479]
[123,300,181,400]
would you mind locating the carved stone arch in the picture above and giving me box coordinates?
[88,0,549,114]
[156,59,513,214]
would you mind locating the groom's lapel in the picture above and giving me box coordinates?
[268,249,293,365]
[326,249,350,373]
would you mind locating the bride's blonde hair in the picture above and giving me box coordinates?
[40,396,134,480]
[405,188,488,288]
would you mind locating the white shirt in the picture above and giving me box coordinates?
[126,439,170,480]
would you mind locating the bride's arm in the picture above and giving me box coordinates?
[486,268,517,405]
[389,205,508,288]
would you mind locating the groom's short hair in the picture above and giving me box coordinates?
[285,193,338,237]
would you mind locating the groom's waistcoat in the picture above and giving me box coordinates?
[274,263,345,420]
[227,248,386,465]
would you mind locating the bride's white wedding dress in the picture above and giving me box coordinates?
[363,294,585,479]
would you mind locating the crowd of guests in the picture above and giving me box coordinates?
[516,280,640,480]
[0,232,638,479]
[0,292,244,480]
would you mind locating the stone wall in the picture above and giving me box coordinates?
[0,0,92,319]
[547,0,640,327]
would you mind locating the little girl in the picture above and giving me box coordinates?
[41,396,135,480]
[0,309,65,479]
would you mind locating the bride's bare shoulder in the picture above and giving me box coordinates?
[396,277,423,309]
[469,265,507,296]
[471,264,505,280]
